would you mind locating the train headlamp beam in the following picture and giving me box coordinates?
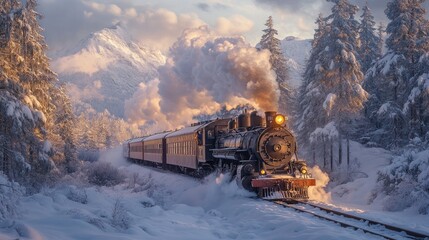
[274,114,286,125]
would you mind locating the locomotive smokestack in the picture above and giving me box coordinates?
[237,111,251,131]
[250,111,263,127]
[265,111,277,128]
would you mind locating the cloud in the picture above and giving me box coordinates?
[84,1,106,12]
[124,79,168,127]
[107,4,122,16]
[253,0,429,27]
[196,3,210,12]
[128,8,205,51]
[124,8,138,18]
[67,82,105,103]
[124,26,279,130]
[52,49,114,75]
[215,15,254,35]
[39,0,206,53]
[195,2,229,12]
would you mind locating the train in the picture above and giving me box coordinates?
[122,110,316,200]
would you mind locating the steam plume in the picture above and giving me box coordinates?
[125,25,279,131]
[308,165,331,203]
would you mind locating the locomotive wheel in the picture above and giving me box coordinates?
[241,175,255,192]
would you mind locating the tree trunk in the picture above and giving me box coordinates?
[347,137,350,167]
[323,140,326,169]
[330,141,333,171]
[312,144,316,166]
[338,136,342,165]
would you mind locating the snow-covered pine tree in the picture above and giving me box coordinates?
[373,1,429,210]
[51,85,78,173]
[258,16,292,116]
[323,0,367,167]
[295,14,331,166]
[404,43,429,140]
[377,22,385,57]
[312,14,327,49]
[296,0,367,171]
[364,0,429,147]
[358,3,381,73]
[0,0,78,186]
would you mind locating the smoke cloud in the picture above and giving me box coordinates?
[308,165,332,203]
[125,25,279,131]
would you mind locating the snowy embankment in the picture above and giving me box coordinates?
[1,143,428,240]
[325,141,429,235]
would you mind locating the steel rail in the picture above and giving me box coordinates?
[274,200,429,240]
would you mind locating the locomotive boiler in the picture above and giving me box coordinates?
[123,111,315,200]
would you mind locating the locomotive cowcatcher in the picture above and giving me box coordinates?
[123,111,316,200]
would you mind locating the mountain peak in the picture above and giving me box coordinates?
[51,25,166,118]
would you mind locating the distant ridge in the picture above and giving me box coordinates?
[280,36,312,88]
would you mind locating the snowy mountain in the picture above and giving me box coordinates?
[281,36,312,88]
[51,24,166,118]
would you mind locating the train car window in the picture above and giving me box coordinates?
[207,130,214,139]
[197,131,203,145]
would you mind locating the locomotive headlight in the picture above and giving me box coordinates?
[260,169,266,175]
[274,114,286,125]
[300,166,308,174]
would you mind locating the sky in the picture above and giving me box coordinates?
[38,0,429,54]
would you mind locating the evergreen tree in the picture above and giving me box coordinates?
[51,85,78,173]
[404,28,429,139]
[312,14,327,49]
[258,16,292,116]
[296,14,330,152]
[296,0,367,170]
[364,0,429,147]
[295,15,332,167]
[377,22,385,57]
[0,0,77,186]
[358,4,381,73]
[320,0,367,166]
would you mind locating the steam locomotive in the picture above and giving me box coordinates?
[123,111,316,200]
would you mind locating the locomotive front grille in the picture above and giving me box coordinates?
[259,187,309,200]
[252,177,315,200]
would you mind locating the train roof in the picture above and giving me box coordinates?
[124,119,229,143]
[167,119,228,137]
[167,124,206,138]
[128,137,145,143]
[144,131,172,141]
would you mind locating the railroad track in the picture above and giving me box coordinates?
[273,200,429,240]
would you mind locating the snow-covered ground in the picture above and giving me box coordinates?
[1,143,428,240]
